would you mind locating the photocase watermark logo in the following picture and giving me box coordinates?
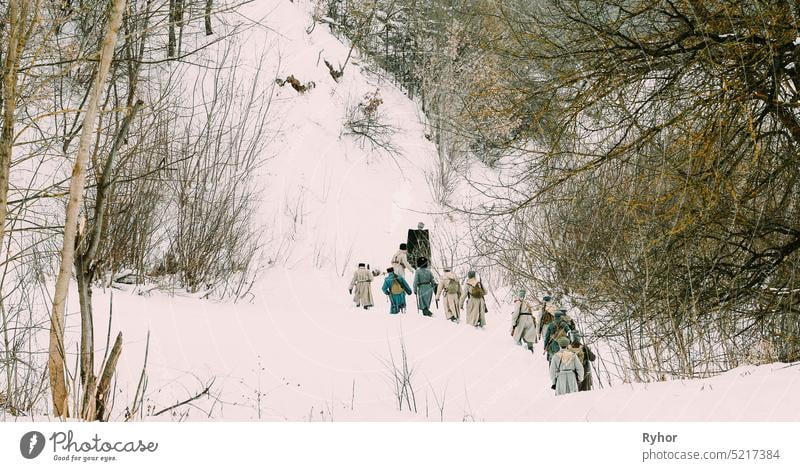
[20,431,46,459]
[17,429,159,463]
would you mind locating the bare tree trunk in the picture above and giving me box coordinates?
[168,0,176,57]
[205,0,213,36]
[48,0,127,419]
[0,0,33,258]
[75,98,143,414]
[94,332,122,421]
[76,249,94,393]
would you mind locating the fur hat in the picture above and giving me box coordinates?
[386,267,394,273]
[399,243,407,250]
[555,311,563,318]
[557,337,570,348]
[358,263,366,268]
[467,270,476,278]
[518,289,526,298]
[543,295,552,302]
[416,256,428,268]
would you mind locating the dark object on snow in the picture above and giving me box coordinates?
[406,228,430,269]
[114,272,138,284]
[324,59,343,81]
[386,267,394,273]
[276,75,315,94]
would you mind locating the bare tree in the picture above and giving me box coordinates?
[48,0,127,419]
[0,0,39,257]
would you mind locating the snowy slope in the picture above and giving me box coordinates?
[14,0,799,422]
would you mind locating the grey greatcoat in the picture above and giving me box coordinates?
[413,267,437,316]
[436,272,461,321]
[460,277,487,327]
[391,250,414,278]
[511,299,537,348]
[549,349,584,396]
[348,267,374,308]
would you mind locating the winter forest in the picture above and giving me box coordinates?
[0,0,798,421]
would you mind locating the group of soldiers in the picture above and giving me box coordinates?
[347,241,488,328]
[346,224,596,396]
[510,292,597,395]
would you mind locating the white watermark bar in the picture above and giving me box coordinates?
[1,422,797,470]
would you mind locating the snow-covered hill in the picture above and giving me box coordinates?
[16,0,799,422]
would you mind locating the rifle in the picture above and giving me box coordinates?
[414,281,420,314]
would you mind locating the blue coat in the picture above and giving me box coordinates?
[382,273,412,314]
[544,319,572,354]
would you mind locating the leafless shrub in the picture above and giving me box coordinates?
[381,334,417,413]
[160,45,273,299]
[426,379,448,421]
[343,89,401,157]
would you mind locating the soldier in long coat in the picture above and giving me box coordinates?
[460,270,487,328]
[549,337,584,396]
[435,267,461,322]
[348,263,374,309]
[412,257,436,317]
[537,295,557,338]
[568,333,597,391]
[391,243,414,278]
[381,267,413,314]
[511,290,537,351]
[544,310,573,360]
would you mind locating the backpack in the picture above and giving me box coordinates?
[469,281,485,298]
[568,345,585,365]
[446,278,460,294]
[551,320,571,343]
[390,275,404,295]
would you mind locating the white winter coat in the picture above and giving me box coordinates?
[549,349,584,396]
[391,250,414,278]
[348,267,374,307]
[436,272,461,320]
[460,278,487,327]
[511,299,537,346]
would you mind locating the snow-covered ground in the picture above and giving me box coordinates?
[8,0,798,422]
